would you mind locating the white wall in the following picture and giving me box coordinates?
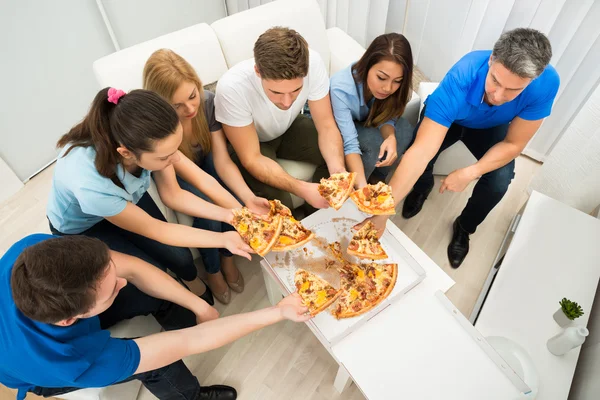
[529,81,600,214]
[101,0,226,49]
[0,0,116,182]
[0,0,228,182]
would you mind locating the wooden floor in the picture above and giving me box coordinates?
[0,154,540,400]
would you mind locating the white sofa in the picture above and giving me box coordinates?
[68,1,421,399]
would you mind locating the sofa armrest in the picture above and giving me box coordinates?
[326,27,365,76]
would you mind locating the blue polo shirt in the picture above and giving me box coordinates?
[424,50,560,129]
[0,234,140,399]
[47,145,151,234]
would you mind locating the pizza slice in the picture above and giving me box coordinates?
[294,269,342,316]
[272,215,315,251]
[232,208,283,257]
[332,262,397,319]
[268,199,292,218]
[350,181,396,215]
[347,221,388,260]
[318,172,357,210]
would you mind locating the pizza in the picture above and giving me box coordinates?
[332,262,397,319]
[318,172,357,210]
[349,181,396,215]
[295,269,342,316]
[269,200,315,252]
[347,221,388,260]
[232,207,283,257]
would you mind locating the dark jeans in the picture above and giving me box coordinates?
[356,117,414,180]
[230,114,329,211]
[49,192,199,329]
[176,151,234,275]
[411,107,515,234]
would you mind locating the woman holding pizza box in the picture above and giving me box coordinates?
[47,87,255,312]
[330,33,415,189]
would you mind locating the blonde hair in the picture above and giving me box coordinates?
[143,49,211,160]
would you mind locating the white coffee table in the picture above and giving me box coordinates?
[259,204,525,399]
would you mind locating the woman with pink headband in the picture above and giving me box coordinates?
[47,87,254,321]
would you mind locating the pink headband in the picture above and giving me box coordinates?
[107,87,126,104]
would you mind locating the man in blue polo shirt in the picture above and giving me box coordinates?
[0,234,309,399]
[356,28,559,268]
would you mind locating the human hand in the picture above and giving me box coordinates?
[277,292,312,322]
[195,304,219,324]
[375,136,398,168]
[353,215,388,239]
[221,231,254,260]
[245,196,271,216]
[440,167,478,193]
[301,182,330,209]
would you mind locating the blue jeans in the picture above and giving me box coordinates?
[411,106,515,234]
[356,117,414,180]
[176,151,234,275]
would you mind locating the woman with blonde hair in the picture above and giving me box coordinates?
[330,33,414,188]
[144,49,270,304]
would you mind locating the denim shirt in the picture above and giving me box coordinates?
[330,64,396,155]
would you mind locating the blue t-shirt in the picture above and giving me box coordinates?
[330,64,397,155]
[0,234,140,399]
[47,146,151,234]
[424,50,560,129]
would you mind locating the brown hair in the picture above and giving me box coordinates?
[254,26,309,80]
[56,88,180,184]
[11,236,111,324]
[143,49,212,160]
[353,33,413,128]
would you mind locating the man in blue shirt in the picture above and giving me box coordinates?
[0,234,310,399]
[356,28,559,268]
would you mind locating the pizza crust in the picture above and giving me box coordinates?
[310,289,342,316]
[255,215,284,257]
[346,247,388,260]
[331,172,356,210]
[272,231,315,252]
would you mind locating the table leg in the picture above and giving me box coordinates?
[261,266,284,306]
[333,364,352,393]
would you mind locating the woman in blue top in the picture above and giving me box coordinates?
[47,87,254,310]
[330,33,414,188]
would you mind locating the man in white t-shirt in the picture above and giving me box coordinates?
[215,27,346,211]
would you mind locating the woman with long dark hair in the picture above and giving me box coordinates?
[330,33,414,188]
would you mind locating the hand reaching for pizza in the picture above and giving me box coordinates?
[302,182,331,209]
[353,215,388,239]
[245,195,271,216]
[221,231,254,260]
[277,292,313,322]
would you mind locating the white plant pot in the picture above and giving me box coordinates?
[553,309,572,327]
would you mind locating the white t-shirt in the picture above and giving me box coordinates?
[215,49,330,142]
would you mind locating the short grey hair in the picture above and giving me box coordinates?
[492,28,552,79]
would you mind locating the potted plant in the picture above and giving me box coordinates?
[554,298,584,327]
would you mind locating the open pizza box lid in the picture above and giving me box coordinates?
[262,200,427,348]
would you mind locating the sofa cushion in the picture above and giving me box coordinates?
[211,0,330,71]
[93,23,228,91]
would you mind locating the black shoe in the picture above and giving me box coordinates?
[198,385,237,400]
[179,277,215,306]
[447,218,470,269]
[199,280,215,306]
[402,184,434,219]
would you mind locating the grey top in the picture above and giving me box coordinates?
[203,90,222,132]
